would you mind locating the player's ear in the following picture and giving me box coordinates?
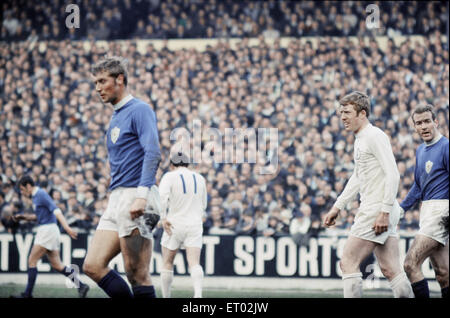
[115,74,124,85]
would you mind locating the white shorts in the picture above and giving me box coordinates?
[418,200,449,245]
[350,201,401,245]
[161,223,203,250]
[97,187,154,240]
[34,223,61,251]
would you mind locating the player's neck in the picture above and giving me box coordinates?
[354,119,369,135]
[424,132,442,146]
[112,92,132,111]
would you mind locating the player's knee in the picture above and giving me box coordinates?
[83,260,99,279]
[403,257,418,277]
[434,267,449,286]
[379,264,395,281]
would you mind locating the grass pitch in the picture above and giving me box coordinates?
[2,283,440,298]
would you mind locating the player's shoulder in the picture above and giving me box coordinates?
[131,98,155,114]
[439,136,449,146]
[367,124,389,142]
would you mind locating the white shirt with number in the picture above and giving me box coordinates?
[159,167,207,227]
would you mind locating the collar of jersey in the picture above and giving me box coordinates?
[425,133,442,147]
[113,94,134,112]
[32,187,39,197]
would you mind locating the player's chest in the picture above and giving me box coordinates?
[417,148,444,175]
[107,114,135,147]
[354,140,375,165]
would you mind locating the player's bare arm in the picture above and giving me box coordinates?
[324,206,340,227]
[54,209,78,239]
[12,213,37,222]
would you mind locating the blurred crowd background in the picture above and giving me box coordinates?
[0,1,448,247]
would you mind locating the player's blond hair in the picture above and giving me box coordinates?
[91,56,129,86]
[339,91,370,117]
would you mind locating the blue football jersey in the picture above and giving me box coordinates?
[401,136,449,211]
[106,96,161,191]
[32,188,58,225]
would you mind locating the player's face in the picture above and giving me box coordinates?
[93,71,123,105]
[413,111,438,142]
[339,104,365,133]
[19,184,32,197]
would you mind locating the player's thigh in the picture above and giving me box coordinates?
[374,236,402,278]
[84,229,121,270]
[405,234,440,267]
[119,228,152,272]
[185,247,202,268]
[429,241,449,281]
[161,246,179,269]
[28,244,48,266]
[341,235,377,271]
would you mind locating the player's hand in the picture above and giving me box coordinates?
[373,211,389,235]
[162,219,173,235]
[66,227,78,240]
[12,214,24,222]
[323,207,340,227]
[130,198,147,220]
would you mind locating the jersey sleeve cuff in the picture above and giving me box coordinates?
[334,200,345,211]
[381,203,393,213]
[136,186,150,199]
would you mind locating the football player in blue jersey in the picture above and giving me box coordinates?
[11,175,89,298]
[82,56,161,298]
[400,105,449,298]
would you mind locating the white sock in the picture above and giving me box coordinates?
[190,265,204,298]
[160,269,174,298]
[342,272,363,298]
[389,272,414,298]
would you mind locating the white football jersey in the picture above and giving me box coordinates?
[159,167,207,226]
[335,123,400,213]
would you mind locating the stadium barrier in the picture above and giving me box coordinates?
[0,232,436,280]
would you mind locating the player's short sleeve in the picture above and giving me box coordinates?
[40,190,58,213]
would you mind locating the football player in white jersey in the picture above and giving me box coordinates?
[324,91,413,298]
[159,153,207,298]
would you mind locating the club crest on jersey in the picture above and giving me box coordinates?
[425,160,433,174]
[111,127,120,144]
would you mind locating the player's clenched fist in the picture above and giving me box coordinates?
[161,218,173,236]
[129,198,147,220]
[324,206,340,227]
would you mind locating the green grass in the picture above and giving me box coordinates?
[2,283,437,298]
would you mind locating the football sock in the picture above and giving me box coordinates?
[160,269,174,298]
[59,265,86,289]
[24,267,38,297]
[411,279,430,298]
[389,272,414,298]
[98,269,133,298]
[342,272,363,298]
[132,285,156,298]
[190,264,204,298]
[441,286,448,298]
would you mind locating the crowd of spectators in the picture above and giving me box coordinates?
[1,0,448,42]
[0,2,448,246]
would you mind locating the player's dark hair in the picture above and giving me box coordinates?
[339,91,371,117]
[91,56,128,86]
[170,152,190,167]
[411,104,436,123]
[18,175,34,188]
